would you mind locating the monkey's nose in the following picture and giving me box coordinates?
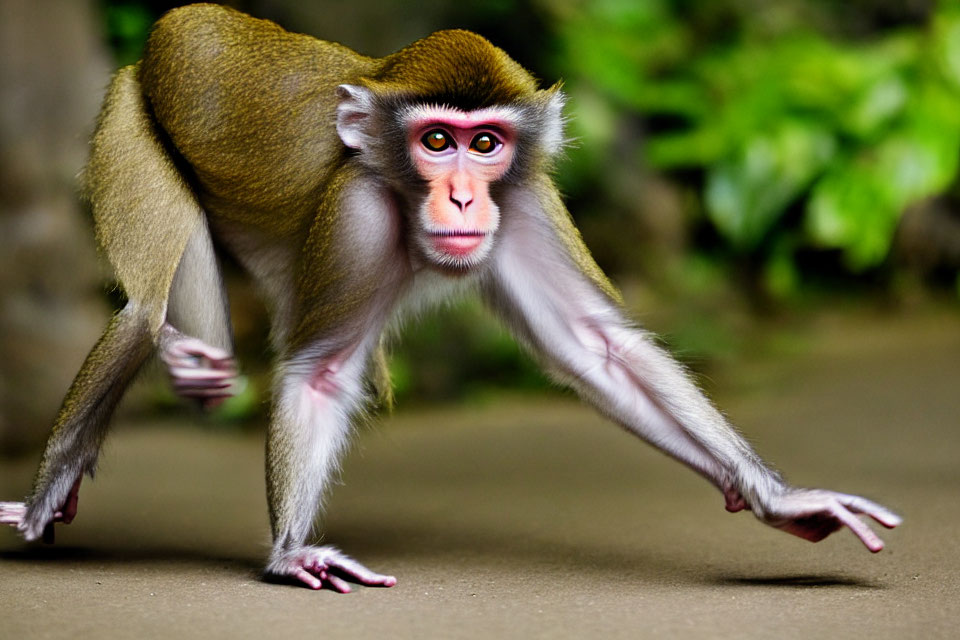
[449,192,473,211]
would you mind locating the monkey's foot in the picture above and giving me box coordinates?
[0,502,28,527]
[266,545,397,593]
[159,325,238,409]
[0,502,47,541]
[0,476,82,543]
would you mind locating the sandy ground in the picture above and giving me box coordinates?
[1,310,959,639]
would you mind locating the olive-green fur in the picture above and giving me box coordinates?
[368,30,539,110]
[135,2,620,342]
[140,4,376,237]
[27,308,152,518]
[292,165,382,347]
[84,64,201,328]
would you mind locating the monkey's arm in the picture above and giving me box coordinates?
[484,184,900,551]
[261,170,406,591]
[263,333,399,592]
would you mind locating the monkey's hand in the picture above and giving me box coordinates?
[159,325,238,410]
[728,486,901,552]
[266,545,397,593]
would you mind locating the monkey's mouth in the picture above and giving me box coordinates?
[430,230,488,257]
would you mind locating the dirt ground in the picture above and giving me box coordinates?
[2,309,958,639]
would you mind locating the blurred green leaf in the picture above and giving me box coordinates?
[807,154,902,269]
[646,128,726,168]
[934,5,960,90]
[705,121,835,250]
[763,238,801,298]
[843,76,908,139]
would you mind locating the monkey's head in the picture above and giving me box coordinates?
[335,30,566,272]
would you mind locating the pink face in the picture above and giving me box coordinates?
[405,106,518,268]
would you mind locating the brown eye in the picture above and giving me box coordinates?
[470,133,499,154]
[421,130,451,152]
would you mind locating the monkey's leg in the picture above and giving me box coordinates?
[4,221,237,539]
[263,345,396,592]
[1,304,154,541]
[3,215,239,540]
[85,65,236,408]
[2,64,243,540]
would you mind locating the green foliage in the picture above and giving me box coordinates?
[103,1,155,66]
[550,0,960,290]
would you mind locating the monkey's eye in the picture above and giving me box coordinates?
[469,133,500,154]
[421,130,452,152]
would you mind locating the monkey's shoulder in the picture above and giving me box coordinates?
[136,4,374,214]
[142,4,369,99]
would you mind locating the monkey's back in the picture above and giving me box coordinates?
[140,4,377,236]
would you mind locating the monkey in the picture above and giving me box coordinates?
[0,4,901,592]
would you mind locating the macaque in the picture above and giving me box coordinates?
[0,4,900,592]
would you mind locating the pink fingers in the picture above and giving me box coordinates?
[166,338,232,363]
[831,503,884,552]
[839,494,902,529]
[294,568,323,590]
[269,546,396,592]
[169,367,235,382]
[332,555,397,586]
[325,574,352,594]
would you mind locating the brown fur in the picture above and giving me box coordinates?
[370,30,539,109]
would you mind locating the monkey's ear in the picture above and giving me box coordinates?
[536,84,568,156]
[336,84,376,151]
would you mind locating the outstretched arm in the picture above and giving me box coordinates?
[482,183,901,551]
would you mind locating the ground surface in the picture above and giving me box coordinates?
[1,310,958,639]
